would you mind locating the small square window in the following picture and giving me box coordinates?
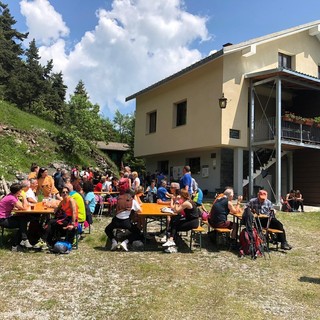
[278,53,292,69]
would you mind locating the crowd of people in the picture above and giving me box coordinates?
[0,162,295,255]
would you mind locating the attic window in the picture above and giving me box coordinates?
[278,53,292,69]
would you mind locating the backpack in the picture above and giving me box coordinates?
[239,228,262,259]
[51,241,72,254]
[118,178,130,195]
[116,194,133,214]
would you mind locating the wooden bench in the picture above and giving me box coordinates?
[189,225,205,251]
[201,220,232,248]
[263,228,283,250]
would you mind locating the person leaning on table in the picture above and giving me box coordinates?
[0,183,33,251]
[245,189,292,250]
[162,189,200,253]
[208,187,243,240]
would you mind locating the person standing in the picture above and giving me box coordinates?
[179,166,192,195]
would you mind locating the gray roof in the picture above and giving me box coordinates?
[126,20,320,102]
[96,141,130,151]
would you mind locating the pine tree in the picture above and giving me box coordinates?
[0,1,27,97]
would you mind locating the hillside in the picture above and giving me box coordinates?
[0,101,118,180]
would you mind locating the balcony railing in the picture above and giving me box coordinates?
[254,117,320,145]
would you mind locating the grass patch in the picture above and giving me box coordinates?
[0,212,319,320]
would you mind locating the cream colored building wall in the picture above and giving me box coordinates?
[145,149,222,192]
[221,30,320,145]
[134,58,224,157]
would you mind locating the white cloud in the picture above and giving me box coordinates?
[20,0,69,45]
[20,0,210,118]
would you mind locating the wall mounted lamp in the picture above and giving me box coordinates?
[219,93,227,109]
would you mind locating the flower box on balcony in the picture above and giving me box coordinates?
[303,119,314,126]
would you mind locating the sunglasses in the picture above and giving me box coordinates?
[61,191,69,194]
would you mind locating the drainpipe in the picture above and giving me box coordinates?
[249,81,254,198]
[275,77,282,206]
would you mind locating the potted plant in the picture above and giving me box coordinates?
[303,117,314,126]
[313,116,320,128]
[283,112,295,122]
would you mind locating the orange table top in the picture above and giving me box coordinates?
[14,202,55,215]
[138,203,176,217]
[94,191,119,195]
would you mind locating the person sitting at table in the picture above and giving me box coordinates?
[208,188,242,240]
[156,180,171,204]
[162,189,200,253]
[82,180,96,217]
[37,167,62,200]
[105,189,143,251]
[144,179,157,203]
[245,189,292,250]
[65,182,86,225]
[294,190,304,212]
[25,179,38,203]
[41,186,78,248]
[0,183,33,251]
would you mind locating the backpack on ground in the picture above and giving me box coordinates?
[239,227,262,259]
[51,241,72,254]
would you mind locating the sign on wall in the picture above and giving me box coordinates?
[172,166,184,180]
[202,165,209,178]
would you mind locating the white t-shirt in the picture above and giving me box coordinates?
[132,177,140,191]
[116,199,141,219]
[26,188,37,202]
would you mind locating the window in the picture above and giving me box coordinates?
[158,160,169,175]
[278,53,292,69]
[175,100,187,127]
[147,111,157,134]
[187,157,200,174]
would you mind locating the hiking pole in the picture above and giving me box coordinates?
[254,213,270,259]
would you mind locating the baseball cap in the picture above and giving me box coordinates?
[258,190,268,199]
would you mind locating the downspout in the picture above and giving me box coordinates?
[275,77,282,206]
[249,81,254,198]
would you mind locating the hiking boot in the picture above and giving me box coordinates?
[34,240,48,250]
[120,240,129,252]
[20,239,33,249]
[162,239,176,247]
[281,242,292,250]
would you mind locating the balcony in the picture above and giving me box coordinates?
[254,117,320,146]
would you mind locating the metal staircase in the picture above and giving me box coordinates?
[242,150,288,187]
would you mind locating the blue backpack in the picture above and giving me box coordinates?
[52,241,72,254]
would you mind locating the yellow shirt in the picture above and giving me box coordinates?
[37,175,59,197]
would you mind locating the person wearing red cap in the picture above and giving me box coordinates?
[246,189,292,250]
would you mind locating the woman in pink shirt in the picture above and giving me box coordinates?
[0,183,32,250]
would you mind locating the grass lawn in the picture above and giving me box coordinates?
[0,210,319,320]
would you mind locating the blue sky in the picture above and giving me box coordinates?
[6,0,320,119]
